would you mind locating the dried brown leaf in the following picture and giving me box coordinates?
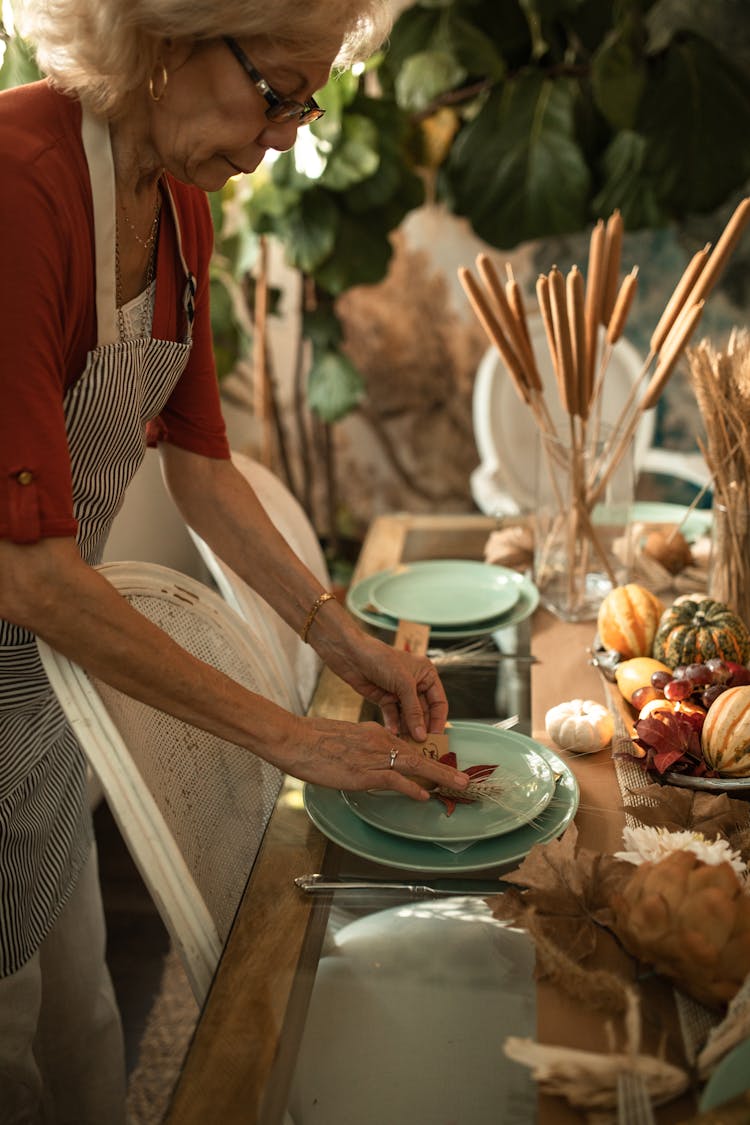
[498,824,633,959]
[622,784,750,840]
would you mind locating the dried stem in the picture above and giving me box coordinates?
[457,200,749,619]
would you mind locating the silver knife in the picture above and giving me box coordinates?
[294,873,509,897]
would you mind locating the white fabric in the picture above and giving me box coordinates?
[189,453,330,714]
[0,847,126,1125]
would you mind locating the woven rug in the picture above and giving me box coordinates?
[126,947,198,1124]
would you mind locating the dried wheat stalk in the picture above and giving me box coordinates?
[688,330,750,621]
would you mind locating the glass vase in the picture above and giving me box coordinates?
[533,428,634,623]
[709,501,750,624]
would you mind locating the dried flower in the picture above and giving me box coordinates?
[610,850,750,1008]
[615,825,747,879]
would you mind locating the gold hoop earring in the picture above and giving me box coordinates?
[149,62,168,102]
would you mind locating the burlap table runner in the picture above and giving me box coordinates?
[529,607,700,1123]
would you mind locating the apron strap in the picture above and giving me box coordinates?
[81,109,118,347]
[163,182,197,342]
[81,111,196,347]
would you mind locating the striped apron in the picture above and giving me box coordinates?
[0,109,196,975]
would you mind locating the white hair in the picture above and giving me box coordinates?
[15,0,392,113]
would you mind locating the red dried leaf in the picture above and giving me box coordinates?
[632,711,705,776]
[464,763,498,782]
[433,753,498,815]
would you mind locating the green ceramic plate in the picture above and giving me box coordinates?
[368,560,521,627]
[346,569,540,640]
[699,1037,750,1111]
[342,723,555,843]
[304,730,579,874]
[631,501,712,542]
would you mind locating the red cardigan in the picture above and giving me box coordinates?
[0,80,230,544]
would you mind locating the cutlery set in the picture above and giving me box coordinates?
[295,873,509,897]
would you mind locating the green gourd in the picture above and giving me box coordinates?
[652,598,750,669]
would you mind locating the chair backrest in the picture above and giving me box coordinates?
[36,562,284,1003]
[470,320,708,516]
[189,453,330,715]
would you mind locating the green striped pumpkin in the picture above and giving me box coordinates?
[651,598,750,669]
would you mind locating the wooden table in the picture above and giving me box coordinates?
[166,513,699,1125]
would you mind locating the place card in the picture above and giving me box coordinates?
[394,619,431,656]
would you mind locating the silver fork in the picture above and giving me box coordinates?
[617,1071,656,1125]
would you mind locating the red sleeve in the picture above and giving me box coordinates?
[0,84,93,544]
[147,182,231,461]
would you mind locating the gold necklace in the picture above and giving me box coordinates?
[118,192,162,250]
[115,217,160,341]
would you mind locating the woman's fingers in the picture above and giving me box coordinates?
[372,736,468,796]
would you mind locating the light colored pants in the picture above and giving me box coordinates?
[0,846,127,1125]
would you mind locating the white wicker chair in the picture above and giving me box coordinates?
[470,324,710,517]
[36,562,285,1003]
[188,453,330,715]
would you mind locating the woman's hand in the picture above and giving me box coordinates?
[320,632,448,742]
[286,717,467,801]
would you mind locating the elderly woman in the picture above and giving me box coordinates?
[0,1,467,1119]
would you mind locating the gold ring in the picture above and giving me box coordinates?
[388,747,399,769]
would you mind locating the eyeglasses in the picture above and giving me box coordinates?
[223,37,325,125]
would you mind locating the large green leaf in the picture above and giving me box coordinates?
[302,305,343,351]
[319,114,380,191]
[443,72,590,248]
[307,348,365,422]
[378,6,445,96]
[375,165,426,231]
[281,190,339,274]
[244,180,300,225]
[593,130,668,228]
[309,70,360,145]
[591,28,647,130]
[647,0,750,69]
[0,35,40,90]
[639,33,750,214]
[459,0,533,66]
[342,144,402,212]
[447,14,506,80]
[395,50,467,113]
[565,0,631,54]
[313,213,393,294]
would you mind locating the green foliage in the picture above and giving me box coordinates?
[385,0,750,242]
[206,0,750,416]
[0,32,40,88]
[4,2,749,424]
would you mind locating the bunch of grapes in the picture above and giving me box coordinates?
[650,659,750,710]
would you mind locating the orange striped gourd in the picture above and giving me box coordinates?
[702,685,750,776]
[597,584,665,659]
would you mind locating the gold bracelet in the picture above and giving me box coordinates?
[300,591,336,644]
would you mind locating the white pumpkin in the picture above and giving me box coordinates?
[545,699,614,753]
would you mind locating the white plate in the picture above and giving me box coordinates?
[368,559,520,627]
[342,724,555,843]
